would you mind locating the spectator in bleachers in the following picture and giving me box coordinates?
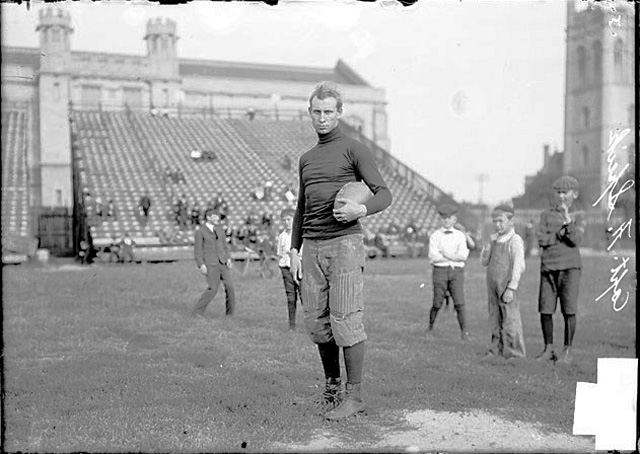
[106,235,121,263]
[236,225,247,246]
[246,107,256,121]
[203,150,217,161]
[118,232,136,263]
[178,201,190,230]
[213,194,229,220]
[224,224,235,245]
[107,199,117,219]
[78,229,96,265]
[190,203,202,227]
[175,168,186,184]
[172,198,181,225]
[282,154,292,171]
[374,227,390,259]
[404,224,418,243]
[261,210,274,228]
[95,196,105,218]
[264,180,274,201]
[252,186,265,201]
[164,166,172,182]
[139,194,152,224]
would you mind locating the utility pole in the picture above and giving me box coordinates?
[476,173,489,240]
[476,173,488,205]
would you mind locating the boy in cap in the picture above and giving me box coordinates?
[480,205,526,359]
[535,175,586,364]
[427,203,471,340]
[277,208,302,330]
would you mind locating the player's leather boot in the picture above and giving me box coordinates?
[325,382,365,420]
[556,347,572,364]
[535,345,556,362]
[312,378,342,414]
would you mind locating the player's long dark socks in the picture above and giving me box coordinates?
[343,341,365,385]
[563,314,576,347]
[429,307,440,328]
[540,314,553,345]
[317,340,341,380]
[454,306,466,332]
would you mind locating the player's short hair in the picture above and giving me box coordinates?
[309,81,343,111]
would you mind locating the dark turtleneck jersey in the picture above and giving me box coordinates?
[291,126,392,250]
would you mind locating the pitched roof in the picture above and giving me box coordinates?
[179,58,370,86]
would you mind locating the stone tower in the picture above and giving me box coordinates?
[36,7,74,208]
[144,18,181,110]
[564,0,635,207]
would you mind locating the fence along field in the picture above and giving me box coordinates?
[2,255,635,452]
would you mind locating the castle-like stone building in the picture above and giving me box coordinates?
[563,0,635,207]
[1,7,389,213]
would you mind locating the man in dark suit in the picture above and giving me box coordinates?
[193,208,236,318]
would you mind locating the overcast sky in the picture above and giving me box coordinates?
[2,0,568,205]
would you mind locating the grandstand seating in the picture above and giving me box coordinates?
[71,110,450,249]
[1,107,31,241]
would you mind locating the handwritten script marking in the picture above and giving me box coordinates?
[606,218,633,252]
[592,128,633,221]
[595,256,631,312]
[608,14,622,36]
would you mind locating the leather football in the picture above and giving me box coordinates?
[334,181,373,209]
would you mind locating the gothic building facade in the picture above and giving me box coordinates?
[563,0,635,207]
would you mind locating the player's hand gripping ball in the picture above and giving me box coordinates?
[333,181,373,223]
[333,181,373,209]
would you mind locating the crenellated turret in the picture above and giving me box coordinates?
[144,17,179,79]
[36,7,73,73]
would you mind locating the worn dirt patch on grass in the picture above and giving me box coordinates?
[280,408,594,452]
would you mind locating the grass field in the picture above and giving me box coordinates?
[2,253,635,452]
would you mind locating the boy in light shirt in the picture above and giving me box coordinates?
[480,205,526,359]
[277,209,301,330]
[427,204,470,340]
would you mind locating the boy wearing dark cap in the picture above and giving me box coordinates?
[480,205,526,359]
[427,203,471,340]
[535,175,586,364]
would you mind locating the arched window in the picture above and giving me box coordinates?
[577,46,587,85]
[581,145,589,167]
[582,107,590,129]
[614,39,624,82]
[163,88,169,107]
[592,40,602,81]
